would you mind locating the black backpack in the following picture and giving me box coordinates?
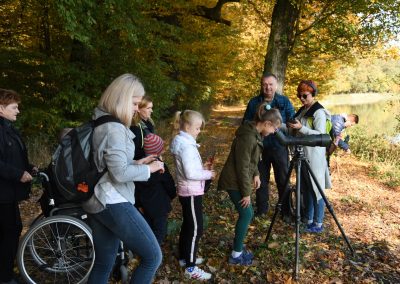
[51,115,123,203]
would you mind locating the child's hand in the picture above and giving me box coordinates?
[240,196,251,208]
[204,155,215,170]
[210,170,216,180]
[204,161,212,170]
[253,175,261,189]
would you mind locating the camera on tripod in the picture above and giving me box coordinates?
[275,129,331,147]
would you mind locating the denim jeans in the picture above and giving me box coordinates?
[304,187,325,224]
[87,202,162,284]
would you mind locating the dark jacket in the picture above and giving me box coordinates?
[218,121,263,197]
[243,93,295,149]
[134,163,176,217]
[0,117,32,203]
[130,119,154,160]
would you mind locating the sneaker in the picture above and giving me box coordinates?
[305,223,324,233]
[242,249,254,260]
[309,225,324,233]
[179,257,204,267]
[229,253,253,265]
[184,266,212,281]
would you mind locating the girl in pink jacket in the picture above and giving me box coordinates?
[170,110,215,281]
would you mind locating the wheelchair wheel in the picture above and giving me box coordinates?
[17,215,95,284]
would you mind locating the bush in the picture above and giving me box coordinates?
[349,126,400,187]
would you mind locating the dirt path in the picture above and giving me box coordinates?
[18,106,400,283]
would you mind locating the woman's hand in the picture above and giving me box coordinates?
[149,160,164,173]
[253,175,261,189]
[240,196,251,208]
[287,119,302,130]
[20,171,33,183]
[136,155,157,165]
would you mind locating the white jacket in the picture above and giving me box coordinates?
[170,131,212,197]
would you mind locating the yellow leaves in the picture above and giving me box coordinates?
[268,241,280,249]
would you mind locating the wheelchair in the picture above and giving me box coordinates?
[17,171,131,284]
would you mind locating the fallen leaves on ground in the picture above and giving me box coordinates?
[19,107,400,283]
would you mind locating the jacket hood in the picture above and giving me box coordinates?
[93,107,109,120]
[170,131,198,155]
[236,121,261,141]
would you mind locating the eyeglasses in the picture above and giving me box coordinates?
[297,93,310,99]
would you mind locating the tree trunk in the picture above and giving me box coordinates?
[41,0,51,56]
[263,0,300,93]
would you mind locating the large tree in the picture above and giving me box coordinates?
[263,0,400,92]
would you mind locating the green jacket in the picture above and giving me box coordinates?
[217,121,263,197]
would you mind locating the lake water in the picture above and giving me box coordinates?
[321,98,400,137]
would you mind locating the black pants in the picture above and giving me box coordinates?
[143,213,168,245]
[256,145,290,215]
[178,195,203,267]
[0,202,22,282]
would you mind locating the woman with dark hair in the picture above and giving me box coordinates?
[0,88,36,284]
[287,80,332,233]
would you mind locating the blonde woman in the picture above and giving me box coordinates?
[83,74,164,284]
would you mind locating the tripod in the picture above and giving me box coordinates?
[265,145,354,280]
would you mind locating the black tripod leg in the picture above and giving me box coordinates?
[303,161,355,255]
[265,157,296,243]
[294,160,302,279]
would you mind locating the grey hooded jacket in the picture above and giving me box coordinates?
[83,107,150,214]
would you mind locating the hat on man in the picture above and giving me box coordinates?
[143,133,164,156]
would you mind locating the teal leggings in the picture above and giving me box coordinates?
[227,190,254,252]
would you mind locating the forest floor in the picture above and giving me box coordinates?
[19,106,400,283]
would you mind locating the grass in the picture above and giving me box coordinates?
[345,126,400,188]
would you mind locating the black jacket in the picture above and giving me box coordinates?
[134,163,176,218]
[130,119,154,160]
[0,117,32,203]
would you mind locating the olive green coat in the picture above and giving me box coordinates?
[217,121,263,197]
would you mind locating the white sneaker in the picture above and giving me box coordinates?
[179,257,204,267]
[184,266,212,281]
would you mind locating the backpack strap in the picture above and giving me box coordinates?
[93,115,123,128]
[303,101,324,118]
[293,101,324,119]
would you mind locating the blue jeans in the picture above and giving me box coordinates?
[87,202,162,284]
[304,188,325,224]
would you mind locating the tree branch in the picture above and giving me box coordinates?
[196,0,240,26]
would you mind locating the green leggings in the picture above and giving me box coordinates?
[227,190,254,252]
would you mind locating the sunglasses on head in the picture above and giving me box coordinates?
[297,93,310,99]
